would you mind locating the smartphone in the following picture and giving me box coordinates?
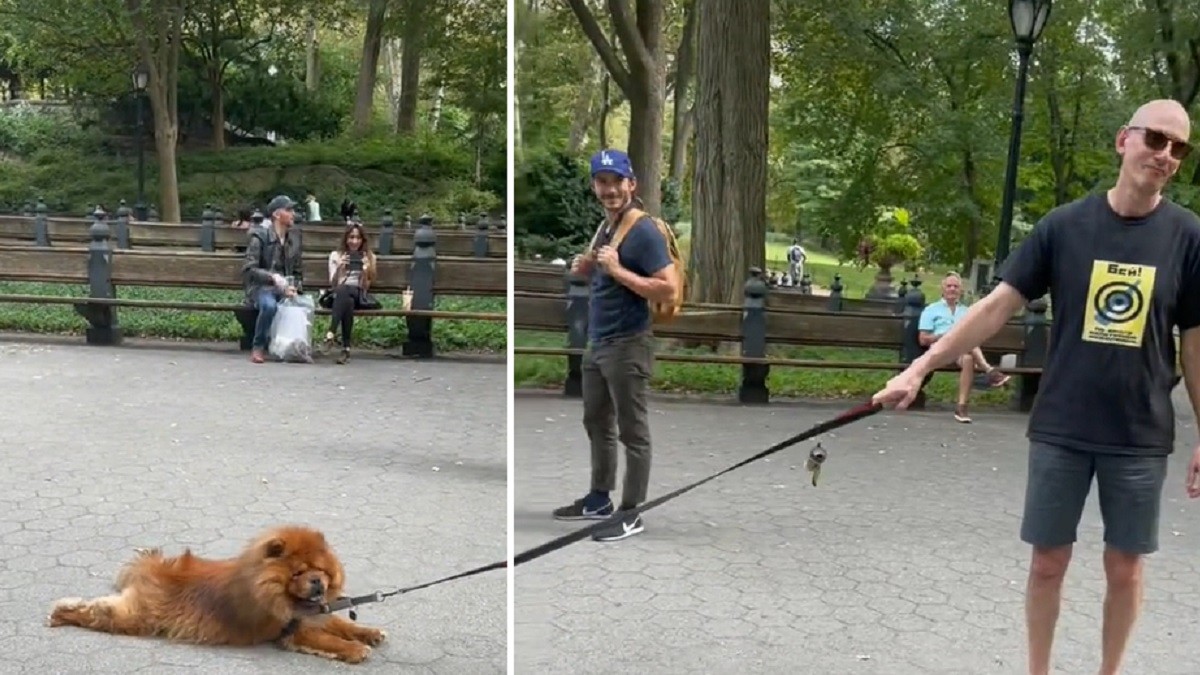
[349,252,364,272]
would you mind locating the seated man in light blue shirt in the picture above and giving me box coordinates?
[919,272,1010,423]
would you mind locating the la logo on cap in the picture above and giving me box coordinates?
[601,153,614,166]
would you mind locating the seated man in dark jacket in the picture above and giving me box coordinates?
[241,194,304,363]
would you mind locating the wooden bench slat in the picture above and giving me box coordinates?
[0,294,507,322]
[0,245,506,296]
[512,292,1029,353]
[0,219,506,257]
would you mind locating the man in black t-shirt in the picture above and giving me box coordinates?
[873,99,1200,675]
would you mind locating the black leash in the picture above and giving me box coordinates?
[321,400,882,619]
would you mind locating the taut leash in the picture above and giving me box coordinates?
[322,400,882,619]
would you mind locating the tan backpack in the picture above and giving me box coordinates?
[599,207,685,324]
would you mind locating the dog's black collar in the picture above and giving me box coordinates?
[277,618,301,640]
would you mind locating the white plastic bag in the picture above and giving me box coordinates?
[268,294,316,363]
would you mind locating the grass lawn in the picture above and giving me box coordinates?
[0,282,507,353]
[670,223,960,299]
[514,330,1014,407]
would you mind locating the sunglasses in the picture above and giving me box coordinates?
[1127,126,1193,161]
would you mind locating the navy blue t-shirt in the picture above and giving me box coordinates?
[587,213,673,343]
[999,192,1200,455]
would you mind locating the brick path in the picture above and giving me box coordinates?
[0,339,506,674]
[514,390,1200,674]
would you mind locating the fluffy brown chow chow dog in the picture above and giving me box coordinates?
[47,526,386,663]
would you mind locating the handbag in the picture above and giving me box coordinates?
[357,288,382,310]
[318,286,380,310]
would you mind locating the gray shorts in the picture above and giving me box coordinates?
[1020,441,1169,555]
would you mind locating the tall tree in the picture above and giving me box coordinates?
[351,0,388,135]
[124,0,184,223]
[689,0,769,304]
[565,0,668,214]
[394,0,425,134]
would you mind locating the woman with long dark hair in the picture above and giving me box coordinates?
[322,222,379,363]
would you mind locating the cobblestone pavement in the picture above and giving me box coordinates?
[0,340,506,674]
[514,390,1200,674]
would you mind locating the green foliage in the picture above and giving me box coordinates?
[858,206,923,271]
[0,282,506,353]
[0,104,106,156]
[0,115,500,219]
[870,233,923,271]
[518,0,1200,275]
[514,150,604,259]
[0,0,506,212]
[660,177,682,225]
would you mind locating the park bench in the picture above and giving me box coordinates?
[0,213,506,357]
[515,261,899,314]
[0,209,506,258]
[512,262,1050,410]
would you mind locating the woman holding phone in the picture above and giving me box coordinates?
[322,222,380,363]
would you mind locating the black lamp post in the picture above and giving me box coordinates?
[132,62,150,221]
[994,0,1052,281]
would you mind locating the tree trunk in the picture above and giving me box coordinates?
[395,0,423,134]
[209,67,225,150]
[564,0,668,214]
[126,0,183,223]
[669,0,697,182]
[153,104,181,222]
[627,88,665,214]
[351,0,388,136]
[961,148,983,273]
[567,57,601,152]
[431,83,445,130]
[305,14,320,91]
[598,72,611,148]
[689,0,769,305]
[383,38,403,124]
[514,76,523,164]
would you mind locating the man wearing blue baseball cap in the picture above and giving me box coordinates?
[551,148,680,542]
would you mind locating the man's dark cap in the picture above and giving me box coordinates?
[265,195,296,215]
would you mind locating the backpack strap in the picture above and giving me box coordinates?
[609,207,648,250]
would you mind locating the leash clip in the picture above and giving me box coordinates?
[805,443,827,487]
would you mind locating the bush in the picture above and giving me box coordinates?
[514,150,604,259]
[0,129,503,221]
[0,104,105,157]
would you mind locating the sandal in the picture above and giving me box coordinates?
[986,367,1011,388]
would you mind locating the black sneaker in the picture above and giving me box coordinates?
[592,511,644,542]
[552,496,613,521]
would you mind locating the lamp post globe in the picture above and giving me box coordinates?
[131,62,149,92]
[1009,0,1052,44]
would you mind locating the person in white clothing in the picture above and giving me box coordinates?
[787,239,807,284]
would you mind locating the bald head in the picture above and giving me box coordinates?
[1127,99,1191,141]
[1114,99,1193,199]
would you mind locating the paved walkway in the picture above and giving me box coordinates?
[0,339,506,674]
[514,390,1200,674]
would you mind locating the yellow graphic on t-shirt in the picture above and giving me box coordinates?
[1082,260,1156,348]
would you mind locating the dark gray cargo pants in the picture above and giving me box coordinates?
[582,331,655,508]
